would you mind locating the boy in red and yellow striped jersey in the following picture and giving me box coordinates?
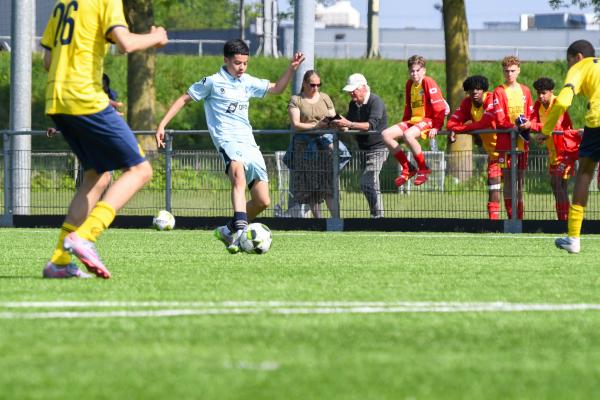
[530,77,582,221]
[447,75,501,219]
[492,56,534,220]
[382,55,447,187]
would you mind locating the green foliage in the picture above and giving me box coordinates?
[0,52,590,151]
[549,0,600,14]
[0,53,9,129]
[30,169,75,190]
[153,0,239,30]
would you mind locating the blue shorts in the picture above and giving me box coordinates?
[50,106,145,173]
[218,141,268,188]
[579,126,600,162]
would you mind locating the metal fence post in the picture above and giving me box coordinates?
[1,131,14,227]
[327,131,343,231]
[165,130,173,213]
[504,128,522,233]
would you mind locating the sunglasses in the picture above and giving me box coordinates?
[309,83,322,88]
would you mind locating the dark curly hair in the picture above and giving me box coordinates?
[462,75,489,92]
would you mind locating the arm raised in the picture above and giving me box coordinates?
[268,52,305,95]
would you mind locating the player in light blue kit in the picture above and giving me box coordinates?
[156,39,304,252]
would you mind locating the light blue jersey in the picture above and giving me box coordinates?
[188,66,270,149]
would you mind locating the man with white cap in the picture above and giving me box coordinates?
[333,73,389,218]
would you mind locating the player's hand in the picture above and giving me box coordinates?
[109,99,124,116]
[46,128,58,138]
[151,26,168,48]
[518,120,531,131]
[428,128,438,139]
[534,133,546,145]
[448,131,457,143]
[155,127,166,149]
[290,52,305,70]
[578,128,584,137]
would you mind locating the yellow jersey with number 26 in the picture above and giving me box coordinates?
[41,0,128,115]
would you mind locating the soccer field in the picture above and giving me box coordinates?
[2,228,600,399]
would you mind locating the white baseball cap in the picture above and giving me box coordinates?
[342,73,368,92]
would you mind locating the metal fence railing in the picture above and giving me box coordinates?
[2,129,599,230]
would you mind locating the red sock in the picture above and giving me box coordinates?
[504,198,512,219]
[414,152,427,170]
[556,202,569,221]
[487,202,500,220]
[517,201,524,220]
[394,150,408,165]
[394,150,409,170]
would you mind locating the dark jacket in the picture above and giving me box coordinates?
[346,93,387,150]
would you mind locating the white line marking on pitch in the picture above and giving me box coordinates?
[8,229,600,240]
[3,300,600,308]
[2,301,600,319]
[277,232,600,240]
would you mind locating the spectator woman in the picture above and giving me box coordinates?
[287,70,350,218]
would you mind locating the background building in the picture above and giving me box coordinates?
[1,0,599,62]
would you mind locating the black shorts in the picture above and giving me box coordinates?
[579,126,600,162]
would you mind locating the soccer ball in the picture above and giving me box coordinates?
[240,223,272,254]
[152,210,175,231]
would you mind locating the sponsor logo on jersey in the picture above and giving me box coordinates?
[226,102,238,113]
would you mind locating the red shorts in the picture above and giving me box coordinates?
[397,120,434,139]
[549,157,576,179]
[498,151,528,171]
[487,158,502,179]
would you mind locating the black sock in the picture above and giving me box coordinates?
[232,212,248,231]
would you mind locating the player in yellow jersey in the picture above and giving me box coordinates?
[543,40,600,254]
[41,0,168,278]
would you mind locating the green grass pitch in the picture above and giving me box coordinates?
[1,228,600,399]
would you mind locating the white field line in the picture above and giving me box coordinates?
[278,232,600,240]
[3,300,600,308]
[11,229,600,240]
[2,301,600,319]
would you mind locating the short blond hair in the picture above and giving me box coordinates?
[407,55,426,69]
[501,56,520,68]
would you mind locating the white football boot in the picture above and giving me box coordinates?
[554,236,580,254]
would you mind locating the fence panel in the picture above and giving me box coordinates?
[1,130,599,222]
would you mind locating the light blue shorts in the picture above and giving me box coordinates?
[218,141,268,188]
